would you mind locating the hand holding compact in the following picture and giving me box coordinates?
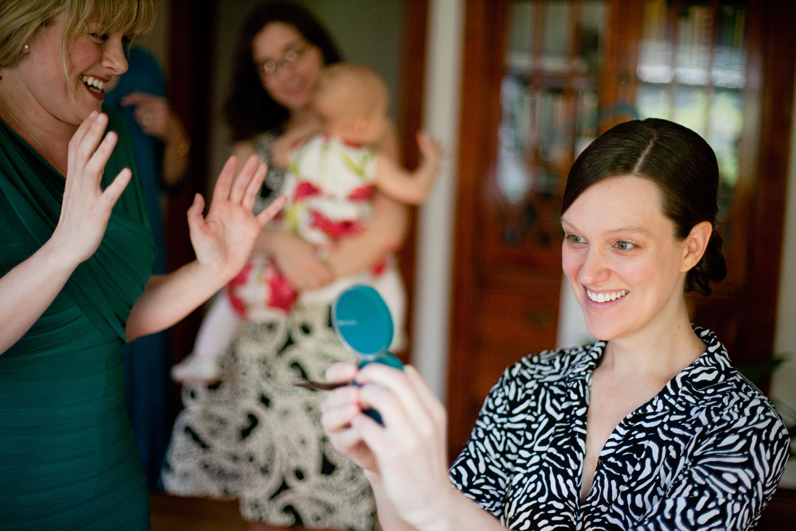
[320,357,454,529]
[319,285,457,528]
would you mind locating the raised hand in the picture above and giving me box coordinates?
[121,91,173,140]
[51,112,132,267]
[187,155,286,280]
[417,130,443,169]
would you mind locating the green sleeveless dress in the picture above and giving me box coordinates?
[0,108,156,530]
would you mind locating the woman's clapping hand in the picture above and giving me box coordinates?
[52,112,132,267]
[187,155,286,279]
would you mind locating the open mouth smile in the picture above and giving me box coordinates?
[81,75,106,98]
[586,289,629,303]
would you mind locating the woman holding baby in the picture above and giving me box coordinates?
[162,3,417,530]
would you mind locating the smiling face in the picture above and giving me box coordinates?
[253,21,324,112]
[12,12,128,128]
[561,176,699,343]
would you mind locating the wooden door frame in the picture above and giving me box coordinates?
[447,0,508,460]
[164,0,217,367]
[743,1,796,377]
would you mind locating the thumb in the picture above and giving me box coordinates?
[186,193,205,228]
[256,195,287,226]
[416,130,432,153]
[121,91,148,107]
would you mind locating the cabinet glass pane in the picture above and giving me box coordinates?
[638,0,672,83]
[637,82,672,120]
[713,4,745,88]
[708,88,743,195]
[543,1,569,74]
[576,88,599,154]
[497,78,533,203]
[507,0,534,74]
[675,2,712,85]
[581,1,606,74]
[498,0,606,213]
[672,85,708,136]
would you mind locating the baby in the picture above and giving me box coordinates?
[172,63,442,383]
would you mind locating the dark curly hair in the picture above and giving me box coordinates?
[562,118,727,296]
[224,1,343,142]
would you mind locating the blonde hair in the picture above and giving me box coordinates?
[313,63,389,124]
[0,0,157,70]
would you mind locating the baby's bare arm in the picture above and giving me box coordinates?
[273,123,322,169]
[374,131,442,205]
[323,192,408,279]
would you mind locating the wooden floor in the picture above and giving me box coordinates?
[151,489,796,531]
[150,493,250,531]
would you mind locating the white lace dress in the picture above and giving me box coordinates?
[161,132,378,529]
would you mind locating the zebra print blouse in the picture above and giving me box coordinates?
[449,327,790,530]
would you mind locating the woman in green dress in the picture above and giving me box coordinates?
[0,1,285,528]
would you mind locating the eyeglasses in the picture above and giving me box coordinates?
[259,44,311,76]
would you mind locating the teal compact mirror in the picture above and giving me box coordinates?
[332,284,404,370]
[332,285,404,423]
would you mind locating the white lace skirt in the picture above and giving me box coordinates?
[161,302,375,530]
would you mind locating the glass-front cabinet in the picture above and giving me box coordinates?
[491,0,607,265]
[448,0,794,461]
[493,0,749,264]
[634,1,752,288]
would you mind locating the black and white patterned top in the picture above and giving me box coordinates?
[449,327,790,530]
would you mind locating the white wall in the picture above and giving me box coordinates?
[411,0,464,401]
[769,68,796,487]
